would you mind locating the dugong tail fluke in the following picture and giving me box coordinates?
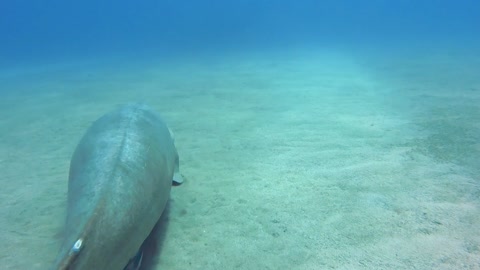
[52,103,183,270]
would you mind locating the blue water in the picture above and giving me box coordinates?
[1,0,479,65]
[1,1,480,269]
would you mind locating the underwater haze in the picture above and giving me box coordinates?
[1,0,479,64]
[1,1,480,270]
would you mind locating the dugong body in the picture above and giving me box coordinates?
[53,104,183,270]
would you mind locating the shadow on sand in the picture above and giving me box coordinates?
[139,201,172,270]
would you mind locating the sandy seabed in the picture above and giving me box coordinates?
[1,46,479,270]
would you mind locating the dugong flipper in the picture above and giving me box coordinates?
[52,103,183,270]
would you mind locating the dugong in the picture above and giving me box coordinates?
[52,103,183,270]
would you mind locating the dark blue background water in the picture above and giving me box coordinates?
[1,0,479,64]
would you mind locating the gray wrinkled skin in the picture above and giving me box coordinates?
[52,104,180,270]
